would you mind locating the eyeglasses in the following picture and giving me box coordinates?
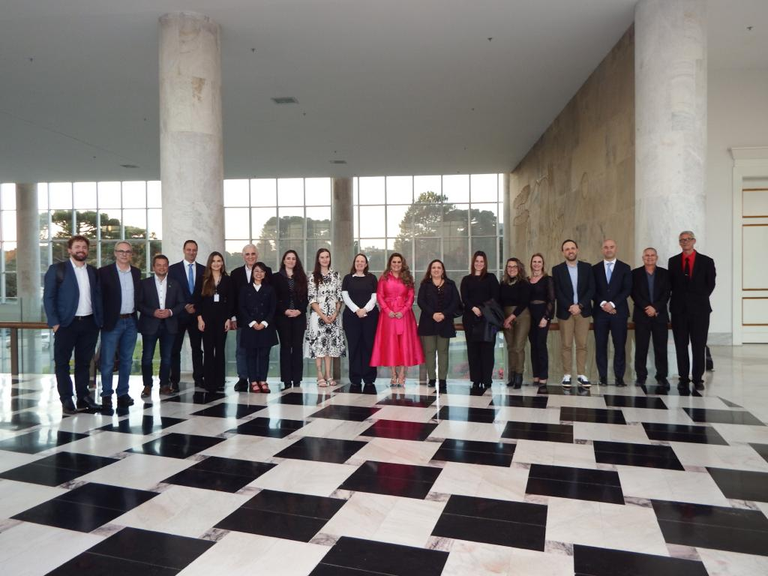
[115,250,133,255]
[679,237,694,243]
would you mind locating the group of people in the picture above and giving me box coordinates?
[44,229,715,414]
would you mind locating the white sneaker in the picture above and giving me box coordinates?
[577,375,591,389]
[561,375,572,388]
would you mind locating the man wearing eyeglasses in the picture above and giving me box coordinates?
[98,241,142,408]
[668,231,716,392]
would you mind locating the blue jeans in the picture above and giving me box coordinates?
[141,322,175,388]
[100,317,138,397]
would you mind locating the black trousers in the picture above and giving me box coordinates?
[275,314,306,384]
[672,312,710,383]
[343,309,379,384]
[53,315,99,402]
[246,346,272,382]
[201,325,228,392]
[171,317,204,386]
[594,312,628,380]
[466,336,495,385]
[634,316,668,381]
[528,303,550,380]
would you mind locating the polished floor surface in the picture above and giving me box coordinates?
[1,345,767,575]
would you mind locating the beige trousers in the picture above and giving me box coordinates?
[503,307,531,374]
[559,313,590,375]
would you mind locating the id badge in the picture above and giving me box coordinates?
[213,294,220,303]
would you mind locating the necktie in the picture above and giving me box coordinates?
[188,263,194,294]
[606,262,613,283]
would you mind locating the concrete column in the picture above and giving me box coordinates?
[16,183,42,373]
[331,178,354,381]
[635,0,707,264]
[159,12,224,261]
[502,172,513,258]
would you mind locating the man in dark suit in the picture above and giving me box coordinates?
[592,239,632,387]
[168,239,205,391]
[43,235,103,414]
[552,239,595,389]
[98,241,142,408]
[668,230,716,392]
[138,254,186,396]
[631,247,670,388]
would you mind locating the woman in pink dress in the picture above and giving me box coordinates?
[370,253,424,386]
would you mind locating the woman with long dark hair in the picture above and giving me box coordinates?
[500,257,531,389]
[371,253,424,386]
[417,259,460,390]
[342,253,379,387]
[239,262,278,393]
[304,248,345,387]
[273,250,309,389]
[196,251,234,393]
[460,250,499,389]
[528,253,555,394]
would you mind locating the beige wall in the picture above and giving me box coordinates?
[508,26,635,271]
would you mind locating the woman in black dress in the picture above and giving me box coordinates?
[239,262,278,393]
[528,253,555,394]
[460,251,499,389]
[342,253,379,387]
[196,251,234,393]
[273,250,309,389]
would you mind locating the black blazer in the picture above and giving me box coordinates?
[137,275,186,335]
[230,264,274,321]
[668,252,716,315]
[98,264,142,332]
[195,274,235,324]
[238,284,278,348]
[168,260,205,319]
[417,278,460,338]
[43,261,103,328]
[592,260,632,318]
[273,272,308,317]
[631,266,670,322]
[552,261,595,319]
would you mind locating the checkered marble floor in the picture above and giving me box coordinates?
[1,345,768,576]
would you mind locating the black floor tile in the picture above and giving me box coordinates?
[682,408,765,426]
[162,391,226,404]
[442,384,487,396]
[573,544,709,576]
[437,405,497,423]
[642,422,729,445]
[310,404,380,421]
[0,428,88,454]
[652,499,768,556]
[707,467,768,502]
[602,395,667,409]
[56,482,158,511]
[163,456,276,492]
[271,392,332,405]
[0,452,119,486]
[361,419,438,441]
[98,415,186,435]
[275,436,367,464]
[47,552,179,576]
[376,394,437,408]
[719,397,743,409]
[443,493,548,525]
[240,488,347,518]
[526,464,624,504]
[334,383,387,395]
[234,416,307,438]
[593,441,684,471]
[2,397,47,411]
[561,406,627,425]
[339,461,442,499]
[501,421,574,443]
[489,394,549,408]
[431,438,515,467]
[129,433,225,459]
[316,536,448,576]
[0,410,45,431]
[190,403,262,418]
[751,443,768,464]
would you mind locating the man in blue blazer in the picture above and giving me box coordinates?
[592,239,632,386]
[552,239,595,389]
[43,235,103,414]
[168,239,206,391]
[138,254,186,396]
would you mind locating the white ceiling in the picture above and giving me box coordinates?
[0,0,765,183]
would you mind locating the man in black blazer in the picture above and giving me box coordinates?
[98,241,142,408]
[43,235,103,414]
[592,239,632,387]
[168,239,206,391]
[229,243,272,392]
[552,239,595,389]
[631,247,670,388]
[668,230,716,391]
[138,254,186,396]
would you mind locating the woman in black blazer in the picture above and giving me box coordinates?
[239,262,278,393]
[417,259,460,390]
[273,250,309,389]
[196,252,234,393]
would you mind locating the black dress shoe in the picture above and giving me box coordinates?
[656,378,670,389]
[234,378,248,392]
[634,378,646,386]
[76,395,101,411]
[170,382,180,393]
[615,378,627,387]
[537,384,549,394]
[293,381,302,388]
[428,379,436,387]
[693,381,705,391]
[102,396,113,409]
[61,400,78,415]
[438,379,447,392]
[598,378,608,386]
[117,394,134,407]
[677,380,691,394]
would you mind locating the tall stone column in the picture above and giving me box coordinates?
[159,13,224,261]
[16,183,42,373]
[501,172,513,258]
[331,178,354,381]
[635,0,707,264]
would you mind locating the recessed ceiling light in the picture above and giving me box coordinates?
[120,164,139,169]
[271,97,299,105]
[330,160,347,164]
